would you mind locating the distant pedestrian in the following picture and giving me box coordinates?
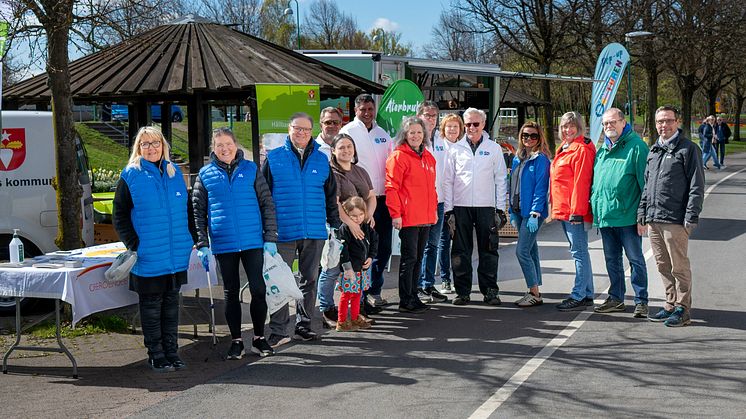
[509,121,550,307]
[335,196,378,331]
[715,115,731,167]
[639,106,704,327]
[550,111,596,311]
[386,116,438,313]
[113,126,193,372]
[701,115,720,170]
[591,108,650,318]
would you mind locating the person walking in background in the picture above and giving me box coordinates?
[442,108,508,306]
[639,106,704,327]
[701,115,720,170]
[113,126,193,372]
[317,133,377,329]
[550,111,597,311]
[340,94,392,312]
[315,107,344,160]
[336,196,378,331]
[509,121,550,308]
[715,115,731,168]
[192,127,278,360]
[591,108,650,318]
[386,116,438,313]
[435,113,464,295]
[417,101,449,304]
[262,113,341,347]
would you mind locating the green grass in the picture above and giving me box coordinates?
[27,314,130,339]
[726,140,746,155]
[76,123,129,172]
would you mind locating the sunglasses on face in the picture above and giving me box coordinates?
[322,120,341,126]
[464,122,481,128]
[521,132,540,141]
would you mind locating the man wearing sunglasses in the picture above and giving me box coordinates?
[315,107,344,160]
[442,108,508,306]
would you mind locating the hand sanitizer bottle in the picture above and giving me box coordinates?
[10,229,24,264]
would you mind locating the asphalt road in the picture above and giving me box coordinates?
[135,154,746,419]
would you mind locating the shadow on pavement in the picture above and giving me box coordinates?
[690,217,746,241]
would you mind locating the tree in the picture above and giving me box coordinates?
[422,10,495,63]
[369,28,411,56]
[302,0,358,49]
[199,0,261,36]
[259,0,296,49]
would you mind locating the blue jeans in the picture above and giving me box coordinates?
[419,202,445,289]
[702,148,720,168]
[317,265,340,312]
[515,214,543,288]
[561,221,594,301]
[599,225,648,304]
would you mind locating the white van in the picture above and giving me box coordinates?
[0,111,94,260]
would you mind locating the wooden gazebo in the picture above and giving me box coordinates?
[3,15,384,172]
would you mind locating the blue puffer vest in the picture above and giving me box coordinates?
[199,157,263,254]
[267,138,329,242]
[121,158,193,277]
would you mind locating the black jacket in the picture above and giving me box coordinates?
[638,130,705,225]
[339,223,378,272]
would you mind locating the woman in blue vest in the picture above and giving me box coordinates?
[113,126,193,372]
[192,127,278,360]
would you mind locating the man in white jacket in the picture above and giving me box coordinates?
[339,94,393,311]
[442,108,508,306]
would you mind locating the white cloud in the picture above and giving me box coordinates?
[371,18,400,33]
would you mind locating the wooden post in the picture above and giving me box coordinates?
[187,94,206,174]
[249,90,261,163]
[161,102,172,146]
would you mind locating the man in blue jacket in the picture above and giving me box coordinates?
[262,112,341,347]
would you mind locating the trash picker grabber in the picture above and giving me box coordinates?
[204,263,217,347]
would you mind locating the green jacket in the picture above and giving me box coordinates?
[591,127,649,228]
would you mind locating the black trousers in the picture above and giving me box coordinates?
[215,248,266,339]
[398,226,430,307]
[138,288,180,360]
[368,195,393,296]
[451,206,499,297]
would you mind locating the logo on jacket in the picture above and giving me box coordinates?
[238,173,244,178]
[312,169,318,174]
[478,151,490,156]
[374,137,387,144]
[0,129,26,171]
[435,145,445,151]
[176,191,182,197]
[529,166,534,172]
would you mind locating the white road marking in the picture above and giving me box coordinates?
[469,166,746,417]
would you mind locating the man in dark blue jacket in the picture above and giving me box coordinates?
[715,116,731,167]
[262,112,341,347]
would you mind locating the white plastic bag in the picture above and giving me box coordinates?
[104,250,137,282]
[320,232,344,271]
[262,251,303,314]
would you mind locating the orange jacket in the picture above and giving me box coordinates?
[550,136,596,222]
[385,144,438,227]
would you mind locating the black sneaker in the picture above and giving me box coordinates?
[398,303,427,313]
[594,297,626,313]
[583,297,595,306]
[148,356,174,373]
[322,308,338,329]
[413,299,431,310]
[424,286,448,303]
[364,301,384,314]
[251,337,275,357]
[227,339,244,360]
[556,298,587,311]
[294,326,320,341]
[267,333,291,348]
[484,288,501,306]
[452,295,471,305]
[165,354,186,370]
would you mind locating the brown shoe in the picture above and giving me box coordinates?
[358,313,375,325]
[336,320,359,332]
[351,317,371,329]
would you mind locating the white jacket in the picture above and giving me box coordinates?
[314,135,332,161]
[443,132,508,212]
[340,118,392,196]
[428,131,449,203]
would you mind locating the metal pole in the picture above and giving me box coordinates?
[626,38,634,125]
[294,0,300,49]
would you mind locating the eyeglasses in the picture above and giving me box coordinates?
[322,120,341,126]
[140,141,162,149]
[655,119,677,126]
[421,113,438,119]
[464,122,482,128]
[602,119,621,126]
[521,132,540,141]
[291,125,312,133]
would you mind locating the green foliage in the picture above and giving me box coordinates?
[27,315,130,339]
[91,168,120,193]
[76,123,129,173]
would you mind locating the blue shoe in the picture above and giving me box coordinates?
[648,307,674,322]
[664,307,691,327]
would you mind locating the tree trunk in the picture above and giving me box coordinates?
[735,95,745,141]
[47,10,83,250]
[645,67,657,145]
[541,78,555,152]
[705,87,718,116]
[679,79,697,139]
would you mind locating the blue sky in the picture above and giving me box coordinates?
[299,0,446,54]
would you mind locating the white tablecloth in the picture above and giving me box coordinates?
[0,242,217,325]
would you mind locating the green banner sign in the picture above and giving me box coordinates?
[375,79,424,138]
[255,83,320,137]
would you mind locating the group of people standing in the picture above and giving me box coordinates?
[113,93,705,373]
[698,114,732,170]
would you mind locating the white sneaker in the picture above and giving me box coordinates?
[440,281,455,294]
[515,292,543,307]
[366,294,387,307]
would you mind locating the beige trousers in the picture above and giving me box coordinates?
[648,222,693,311]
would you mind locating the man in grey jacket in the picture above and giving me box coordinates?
[638,106,705,327]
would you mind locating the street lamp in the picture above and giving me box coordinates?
[283,0,300,50]
[372,29,387,55]
[625,31,654,125]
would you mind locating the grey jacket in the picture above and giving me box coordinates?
[638,130,705,225]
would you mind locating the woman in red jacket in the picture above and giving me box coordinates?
[386,116,438,314]
[549,111,597,311]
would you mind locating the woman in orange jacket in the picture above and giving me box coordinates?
[549,111,597,311]
[386,116,438,313]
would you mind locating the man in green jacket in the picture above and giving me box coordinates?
[591,108,650,318]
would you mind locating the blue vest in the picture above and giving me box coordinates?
[267,138,329,242]
[121,158,193,277]
[199,158,264,254]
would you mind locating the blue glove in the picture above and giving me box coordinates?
[197,247,211,271]
[527,216,539,233]
[263,242,278,256]
[510,213,519,229]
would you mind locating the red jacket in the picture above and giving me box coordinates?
[550,135,596,222]
[385,144,438,227]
